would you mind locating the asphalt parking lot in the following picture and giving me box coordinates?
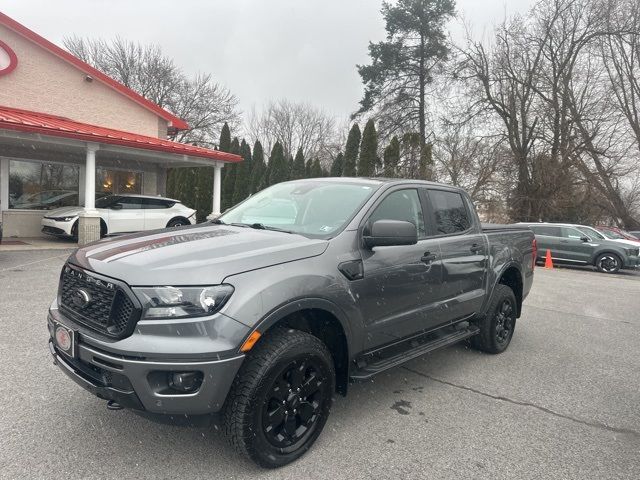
[1,250,639,480]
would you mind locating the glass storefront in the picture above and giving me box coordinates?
[7,160,143,210]
[97,168,142,196]
[9,159,79,210]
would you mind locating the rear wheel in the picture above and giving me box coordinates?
[470,284,517,354]
[223,328,335,468]
[595,253,621,274]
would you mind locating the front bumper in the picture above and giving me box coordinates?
[623,255,640,269]
[41,217,74,236]
[48,329,245,415]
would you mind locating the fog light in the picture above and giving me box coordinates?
[168,372,203,393]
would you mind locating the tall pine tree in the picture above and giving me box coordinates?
[358,119,378,176]
[232,139,252,204]
[310,158,323,178]
[343,123,361,176]
[383,136,400,177]
[221,137,240,210]
[249,140,266,193]
[291,148,306,179]
[267,142,289,186]
[219,123,231,152]
[330,152,345,176]
[305,159,313,177]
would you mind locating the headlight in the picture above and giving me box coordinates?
[50,216,76,222]
[133,285,234,320]
[624,248,639,257]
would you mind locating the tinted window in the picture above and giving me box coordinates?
[429,190,471,235]
[143,198,174,209]
[529,225,561,237]
[117,197,145,209]
[368,189,426,237]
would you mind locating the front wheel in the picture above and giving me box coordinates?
[222,328,335,468]
[595,253,621,274]
[470,284,517,354]
[167,218,190,228]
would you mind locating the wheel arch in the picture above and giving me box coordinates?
[590,249,623,266]
[166,216,191,227]
[246,299,353,396]
[490,263,524,318]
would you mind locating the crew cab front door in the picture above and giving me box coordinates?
[353,188,446,350]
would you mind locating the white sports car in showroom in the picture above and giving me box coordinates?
[41,194,197,238]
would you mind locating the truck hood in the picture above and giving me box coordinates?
[69,224,329,285]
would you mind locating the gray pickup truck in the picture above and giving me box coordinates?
[48,178,535,468]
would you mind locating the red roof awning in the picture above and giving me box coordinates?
[0,105,242,163]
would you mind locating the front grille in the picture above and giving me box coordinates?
[59,264,139,338]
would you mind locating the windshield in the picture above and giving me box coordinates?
[597,228,624,240]
[219,180,378,238]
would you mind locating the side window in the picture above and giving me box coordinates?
[428,190,471,235]
[561,227,586,239]
[368,189,426,237]
[143,198,173,209]
[117,197,145,209]
[530,226,560,237]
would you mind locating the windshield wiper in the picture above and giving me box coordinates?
[226,222,293,234]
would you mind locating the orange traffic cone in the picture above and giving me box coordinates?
[544,249,554,269]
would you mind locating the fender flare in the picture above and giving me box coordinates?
[482,261,524,316]
[248,297,354,355]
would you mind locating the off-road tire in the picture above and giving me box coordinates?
[470,284,517,354]
[222,328,335,468]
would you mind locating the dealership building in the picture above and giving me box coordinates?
[0,12,241,243]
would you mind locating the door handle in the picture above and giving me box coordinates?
[470,243,484,253]
[421,252,437,264]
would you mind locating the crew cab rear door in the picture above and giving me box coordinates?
[424,188,487,322]
[354,187,446,350]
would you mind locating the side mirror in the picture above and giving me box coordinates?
[364,219,418,249]
[580,236,589,242]
[110,203,123,210]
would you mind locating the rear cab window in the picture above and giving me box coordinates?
[427,189,472,235]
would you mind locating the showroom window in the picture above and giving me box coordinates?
[9,159,79,210]
[97,168,142,196]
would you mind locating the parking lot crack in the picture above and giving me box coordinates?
[402,366,640,440]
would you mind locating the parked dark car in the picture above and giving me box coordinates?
[48,178,536,467]
[521,222,640,273]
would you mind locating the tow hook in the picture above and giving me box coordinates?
[107,400,124,411]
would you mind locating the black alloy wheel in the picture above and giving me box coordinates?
[262,357,327,451]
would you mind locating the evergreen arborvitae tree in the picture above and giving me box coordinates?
[310,158,323,178]
[305,159,313,177]
[330,152,345,176]
[267,142,289,186]
[292,148,306,179]
[222,137,240,210]
[343,123,361,176]
[219,122,231,152]
[232,139,252,204]
[383,136,400,177]
[249,140,266,193]
[358,119,378,176]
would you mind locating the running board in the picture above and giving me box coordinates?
[350,325,480,381]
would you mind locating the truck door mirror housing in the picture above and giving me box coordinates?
[363,219,418,248]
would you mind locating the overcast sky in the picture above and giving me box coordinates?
[2,0,535,120]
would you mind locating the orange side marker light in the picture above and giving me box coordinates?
[240,331,262,352]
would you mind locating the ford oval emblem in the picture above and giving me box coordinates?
[72,289,91,309]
